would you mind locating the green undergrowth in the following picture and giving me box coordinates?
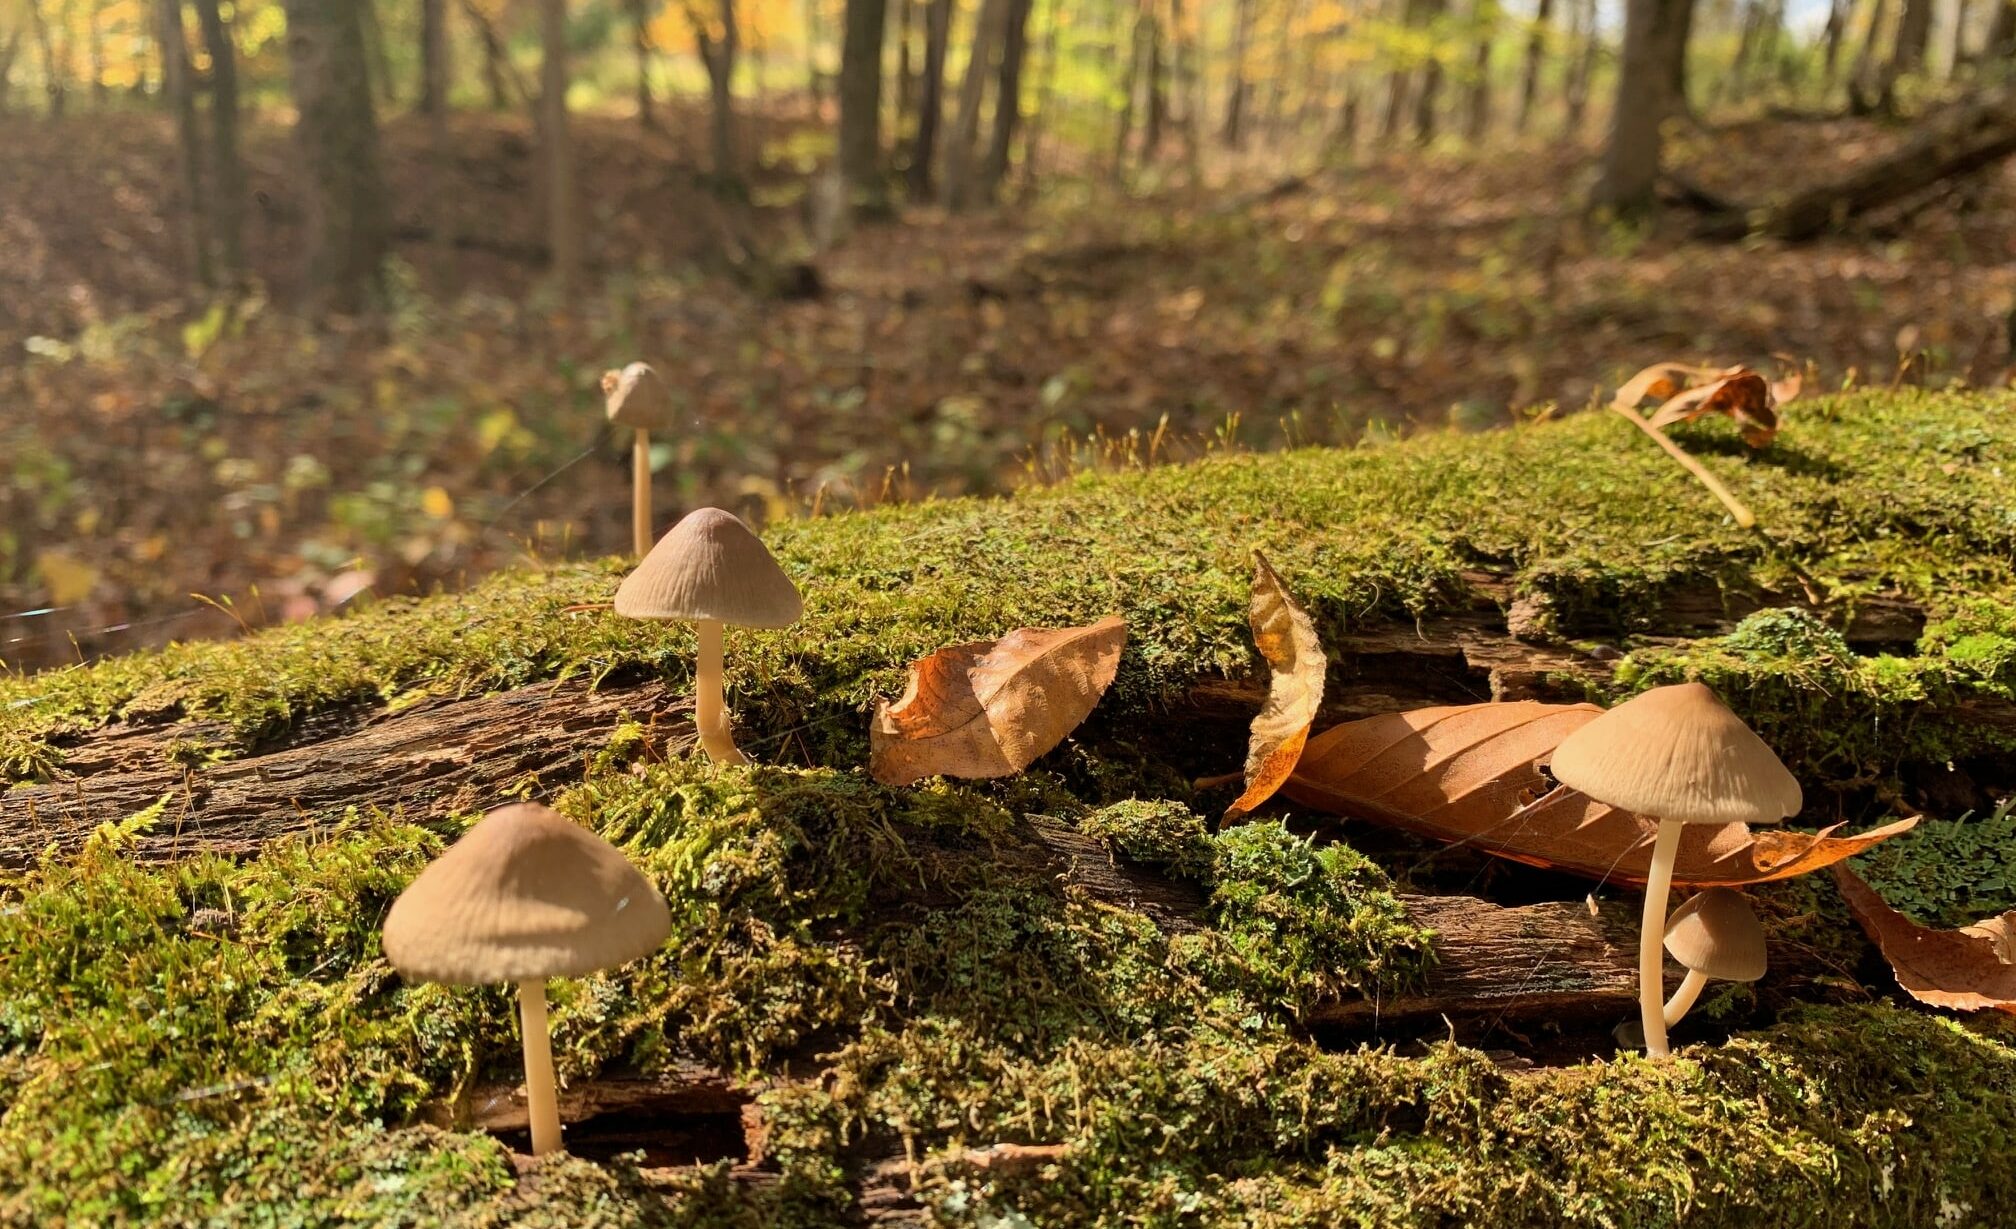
[5,390,2016,786]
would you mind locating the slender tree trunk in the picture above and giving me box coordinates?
[685,0,739,176]
[1263,0,1299,139]
[896,0,917,135]
[1113,0,1144,172]
[280,0,389,313]
[87,0,106,104]
[1563,0,1595,136]
[1144,13,1167,158]
[1017,0,1059,196]
[1887,0,1934,81]
[978,0,1032,197]
[360,0,395,105]
[1382,0,1426,141]
[1517,0,1554,132]
[28,0,63,116]
[907,0,951,197]
[419,0,450,113]
[1822,0,1848,89]
[1414,0,1449,144]
[1722,0,1761,104]
[626,0,655,129]
[464,0,510,108]
[193,0,244,277]
[1990,0,2016,56]
[1848,0,1891,111]
[838,0,890,206]
[943,0,1005,208]
[0,28,22,113]
[159,0,210,285]
[1222,0,1255,146]
[539,0,581,291]
[1592,0,1695,215]
[1172,0,1201,184]
[1464,0,1494,141]
[1951,0,1974,74]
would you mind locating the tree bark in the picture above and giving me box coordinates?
[838,0,891,207]
[896,0,917,135]
[159,0,211,286]
[193,0,245,278]
[907,0,951,197]
[1413,0,1449,144]
[1516,0,1553,132]
[1113,1,1144,173]
[1991,0,2016,57]
[1591,0,1695,216]
[942,0,1006,209]
[0,27,22,113]
[1463,0,1495,142]
[281,0,390,313]
[978,0,1033,198]
[464,0,511,108]
[1144,13,1167,158]
[360,0,396,105]
[1563,0,1596,136]
[419,0,451,113]
[1016,0,1060,197]
[1888,0,1934,79]
[626,0,655,130]
[539,0,581,292]
[683,0,741,179]
[28,0,63,116]
[1821,0,1849,89]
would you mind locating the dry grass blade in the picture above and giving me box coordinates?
[868,617,1127,786]
[1224,552,1325,822]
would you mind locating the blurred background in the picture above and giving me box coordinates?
[1,0,2012,671]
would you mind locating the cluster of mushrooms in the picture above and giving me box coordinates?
[378,369,1807,1160]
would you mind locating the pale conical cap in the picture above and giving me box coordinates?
[615,507,802,628]
[1664,888,1767,982]
[602,362,673,430]
[1549,682,1801,825]
[384,802,671,984]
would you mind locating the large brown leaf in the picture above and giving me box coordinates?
[1281,701,1917,887]
[869,617,1127,786]
[1649,371,1781,448]
[1833,865,2016,1015]
[1225,552,1325,821]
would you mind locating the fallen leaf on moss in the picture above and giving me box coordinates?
[1612,362,1725,410]
[1225,552,1325,821]
[869,617,1127,785]
[1650,370,1780,447]
[1832,864,2016,1014]
[1281,701,1917,886]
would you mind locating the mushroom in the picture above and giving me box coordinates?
[1548,682,1800,1057]
[383,801,671,1156]
[615,507,802,764]
[601,362,673,558]
[1661,887,1767,1028]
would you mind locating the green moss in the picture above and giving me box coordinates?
[8,390,2016,787]
[1851,798,2016,928]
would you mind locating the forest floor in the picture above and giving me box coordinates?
[3,99,2013,672]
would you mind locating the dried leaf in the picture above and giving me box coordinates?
[1281,701,1917,887]
[1225,552,1325,821]
[1612,362,1727,410]
[1832,865,2016,1015]
[1649,370,1780,447]
[869,617,1127,786]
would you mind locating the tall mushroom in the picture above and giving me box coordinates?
[1661,887,1767,1028]
[601,362,673,558]
[1549,682,1800,1058]
[383,801,672,1156]
[616,507,802,764]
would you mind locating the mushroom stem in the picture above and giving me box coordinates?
[693,618,749,765]
[518,979,562,1155]
[632,428,652,558]
[1662,968,1709,1028]
[1638,818,1683,1058]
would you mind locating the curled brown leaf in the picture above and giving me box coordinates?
[868,617,1127,786]
[1224,552,1325,821]
[1833,864,2016,1015]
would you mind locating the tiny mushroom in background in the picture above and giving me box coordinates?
[601,362,674,558]
[383,801,671,1157]
[1549,681,1800,1058]
[616,507,802,765]
[1661,887,1767,1028]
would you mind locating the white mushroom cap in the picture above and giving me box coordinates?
[384,802,671,985]
[615,507,803,628]
[1549,682,1801,825]
[1664,888,1768,982]
[602,362,673,431]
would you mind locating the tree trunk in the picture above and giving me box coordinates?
[1144,13,1167,159]
[896,0,917,136]
[1991,0,2016,57]
[626,0,655,130]
[1848,0,1889,112]
[360,0,395,105]
[1889,0,1934,79]
[1222,0,1254,147]
[1414,0,1449,144]
[1722,0,1761,104]
[943,0,1006,209]
[978,0,1032,198]
[193,0,245,278]
[159,0,211,285]
[1516,0,1553,132]
[1591,0,1694,215]
[687,0,741,180]
[280,0,390,313]
[1113,1,1144,173]
[419,0,450,113]
[539,0,580,291]
[838,0,891,207]
[1822,0,1849,89]
[1172,0,1201,184]
[1017,0,1059,197]
[1333,72,1362,151]
[1263,0,1298,139]
[1464,0,1494,142]
[908,0,952,198]
[1563,0,1596,136]
[1381,0,1427,141]
[28,0,63,116]
[0,28,22,113]
[467,0,510,108]
[1951,0,1974,75]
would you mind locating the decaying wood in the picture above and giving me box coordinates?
[453,1058,747,1134]
[0,679,686,866]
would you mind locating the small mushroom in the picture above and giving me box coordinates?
[1549,682,1800,1058]
[1661,887,1767,1028]
[616,507,803,764]
[601,362,674,558]
[383,802,671,1156]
